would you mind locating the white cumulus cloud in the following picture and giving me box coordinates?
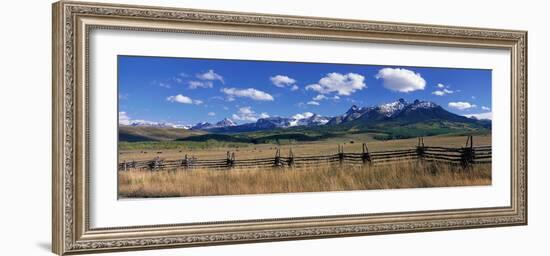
[465,112,492,120]
[312,94,340,101]
[196,70,224,84]
[208,112,216,116]
[188,81,213,89]
[231,106,269,122]
[375,68,426,92]
[313,94,328,101]
[306,72,366,96]
[270,75,297,88]
[292,112,314,120]
[118,111,131,125]
[432,83,454,96]
[307,101,320,106]
[448,101,477,110]
[221,88,274,101]
[432,90,445,96]
[481,106,491,111]
[166,94,202,105]
[432,89,454,96]
[158,82,171,89]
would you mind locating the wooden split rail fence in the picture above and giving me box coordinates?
[119,136,491,172]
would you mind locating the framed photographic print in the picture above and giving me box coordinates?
[52,1,527,255]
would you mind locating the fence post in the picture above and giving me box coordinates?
[226,151,235,168]
[123,160,127,172]
[288,147,294,167]
[416,137,425,163]
[148,156,162,171]
[461,136,474,169]
[338,144,344,165]
[192,156,197,166]
[273,148,282,167]
[362,143,371,165]
[182,154,189,169]
[465,135,474,148]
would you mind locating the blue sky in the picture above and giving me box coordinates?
[118,55,492,126]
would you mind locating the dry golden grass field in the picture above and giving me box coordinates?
[118,161,491,198]
[119,134,491,162]
[118,134,491,198]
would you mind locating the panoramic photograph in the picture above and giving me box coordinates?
[117,56,492,198]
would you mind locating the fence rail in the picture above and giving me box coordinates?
[118,136,491,172]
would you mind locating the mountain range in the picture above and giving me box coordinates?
[120,99,491,141]
[201,112,330,133]
[326,99,483,126]
[125,120,192,129]
[184,98,489,132]
[190,118,237,130]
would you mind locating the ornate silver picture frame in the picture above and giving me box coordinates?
[52,1,527,255]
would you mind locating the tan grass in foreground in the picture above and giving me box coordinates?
[118,161,491,198]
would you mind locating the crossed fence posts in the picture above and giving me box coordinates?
[362,143,371,164]
[288,147,294,167]
[180,154,197,169]
[147,156,163,171]
[121,160,136,172]
[226,151,236,167]
[274,147,295,167]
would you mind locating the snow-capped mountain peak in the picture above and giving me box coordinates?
[409,100,437,110]
[192,118,238,130]
[215,118,236,127]
[126,120,191,129]
[289,112,329,127]
[255,116,292,129]
[327,98,445,125]
[378,98,407,117]
[191,121,213,130]
[346,105,360,115]
[307,114,330,125]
